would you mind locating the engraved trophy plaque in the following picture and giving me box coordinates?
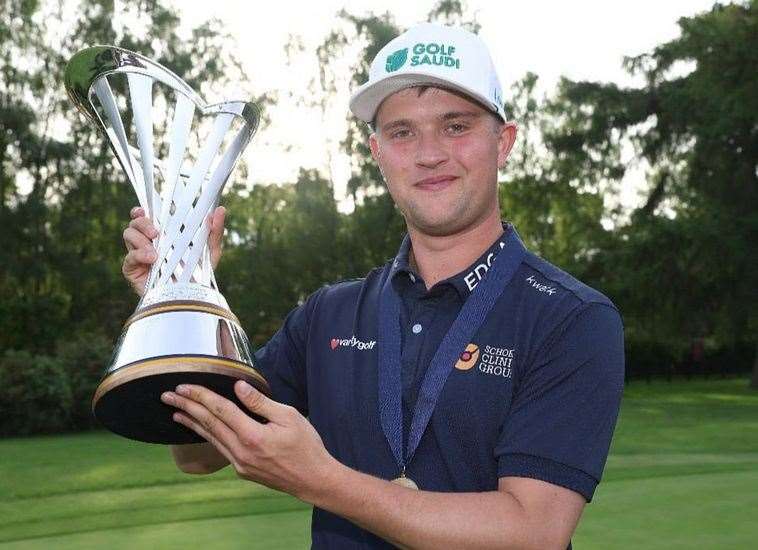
[65,46,269,444]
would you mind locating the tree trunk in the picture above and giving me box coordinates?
[750,341,758,389]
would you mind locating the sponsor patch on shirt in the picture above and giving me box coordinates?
[456,342,515,378]
[463,241,506,292]
[330,335,377,351]
[525,274,558,296]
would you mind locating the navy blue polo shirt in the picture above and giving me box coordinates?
[254,224,625,549]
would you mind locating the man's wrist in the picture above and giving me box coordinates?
[298,456,355,509]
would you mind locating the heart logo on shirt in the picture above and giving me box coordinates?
[330,338,339,350]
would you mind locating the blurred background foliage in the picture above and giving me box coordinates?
[0,0,756,436]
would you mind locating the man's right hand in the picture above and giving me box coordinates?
[122,205,226,297]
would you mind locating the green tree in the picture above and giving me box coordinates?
[0,0,261,354]
[221,169,344,343]
[499,72,613,277]
[546,1,757,379]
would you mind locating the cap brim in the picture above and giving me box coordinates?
[349,72,505,124]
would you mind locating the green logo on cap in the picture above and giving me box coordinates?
[385,48,408,72]
[410,42,460,69]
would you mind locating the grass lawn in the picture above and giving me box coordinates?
[1,378,757,549]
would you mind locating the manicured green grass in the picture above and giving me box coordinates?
[1,378,756,549]
[572,378,758,549]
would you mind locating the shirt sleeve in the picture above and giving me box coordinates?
[253,287,326,416]
[495,302,625,501]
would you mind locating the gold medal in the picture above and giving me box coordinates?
[391,474,419,490]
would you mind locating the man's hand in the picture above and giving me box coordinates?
[161,381,337,501]
[161,381,584,549]
[122,205,226,297]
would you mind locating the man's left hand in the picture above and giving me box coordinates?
[161,381,336,501]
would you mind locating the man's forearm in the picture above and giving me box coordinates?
[305,461,568,550]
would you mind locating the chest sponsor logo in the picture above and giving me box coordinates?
[454,343,480,370]
[525,275,557,296]
[330,335,376,351]
[463,241,506,291]
[456,342,515,378]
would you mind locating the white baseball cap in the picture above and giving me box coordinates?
[349,23,506,125]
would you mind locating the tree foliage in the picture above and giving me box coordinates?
[548,1,756,362]
[0,0,257,354]
[1,0,756,437]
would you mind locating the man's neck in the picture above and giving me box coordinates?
[407,213,504,290]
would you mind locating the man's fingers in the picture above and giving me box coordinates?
[213,205,226,232]
[168,384,259,436]
[171,411,236,464]
[130,206,145,219]
[162,387,243,450]
[129,216,159,240]
[235,381,293,424]
[123,215,157,252]
[123,248,157,270]
[208,206,226,269]
[123,226,156,253]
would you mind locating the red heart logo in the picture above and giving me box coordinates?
[330,338,339,350]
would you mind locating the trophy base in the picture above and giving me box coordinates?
[92,356,270,444]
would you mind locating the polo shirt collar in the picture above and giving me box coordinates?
[389,223,516,299]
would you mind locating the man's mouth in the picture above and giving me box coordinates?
[414,175,458,191]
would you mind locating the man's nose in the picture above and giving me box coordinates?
[415,132,448,169]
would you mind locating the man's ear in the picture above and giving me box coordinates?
[369,132,380,162]
[369,133,388,182]
[497,122,518,169]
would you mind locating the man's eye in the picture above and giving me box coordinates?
[390,129,411,139]
[446,123,468,134]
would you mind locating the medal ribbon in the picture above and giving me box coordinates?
[378,227,527,474]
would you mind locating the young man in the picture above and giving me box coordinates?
[122,23,624,549]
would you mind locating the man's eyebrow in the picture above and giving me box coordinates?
[379,112,482,133]
[380,119,412,133]
[440,111,482,121]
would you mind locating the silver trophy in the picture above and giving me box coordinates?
[65,46,269,444]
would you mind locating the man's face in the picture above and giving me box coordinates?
[369,87,517,238]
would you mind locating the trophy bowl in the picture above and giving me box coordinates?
[64,46,269,444]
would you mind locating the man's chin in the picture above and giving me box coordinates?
[405,213,471,238]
